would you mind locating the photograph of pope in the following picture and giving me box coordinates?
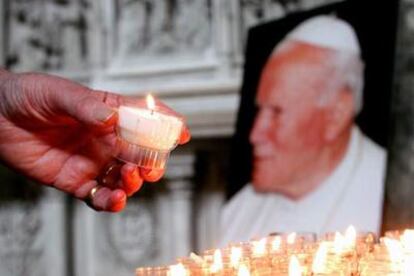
[220,16,387,246]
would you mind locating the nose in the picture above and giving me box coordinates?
[249,109,269,145]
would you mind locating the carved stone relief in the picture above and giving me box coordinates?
[115,0,213,64]
[0,203,42,276]
[0,188,66,276]
[5,0,91,72]
[101,200,157,267]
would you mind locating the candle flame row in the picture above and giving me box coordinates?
[140,226,414,276]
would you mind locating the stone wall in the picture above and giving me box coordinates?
[0,1,389,276]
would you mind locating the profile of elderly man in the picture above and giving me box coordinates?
[220,16,386,245]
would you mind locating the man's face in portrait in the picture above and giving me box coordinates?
[250,42,337,193]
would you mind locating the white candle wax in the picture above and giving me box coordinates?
[118,106,183,151]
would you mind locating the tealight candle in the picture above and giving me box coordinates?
[115,94,184,169]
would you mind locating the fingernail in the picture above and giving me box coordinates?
[97,107,116,124]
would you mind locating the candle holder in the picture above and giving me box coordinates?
[115,95,184,170]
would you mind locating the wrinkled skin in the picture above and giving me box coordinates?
[0,70,191,212]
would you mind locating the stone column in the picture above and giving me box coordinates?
[163,153,195,261]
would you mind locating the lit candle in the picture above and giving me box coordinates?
[115,94,184,169]
[344,225,357,249]
[287,232,297,245]
[252,238,267,257]
[312,242,328,274]
[230,247,242,268]
[169,263,188,276]
[210,249,223,273]
[237,264,250,276]
[271,236,282,252]
[289,255,302,276]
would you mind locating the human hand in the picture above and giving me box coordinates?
[0,70,190,212]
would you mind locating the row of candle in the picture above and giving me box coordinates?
[136,226,414,276]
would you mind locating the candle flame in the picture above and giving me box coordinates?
[384,238,404,263]
[401,229,414,253]
[272,236,282,252]
[287,232,297,245]
[169,263,187,276]
[312,242,328,273]
[403,254,414,276]
[210,249,223,273]
[289,255,302,276]
[333,232,345,254]
[252,238,267,257]
[344,225,357,248]
[146,94,156,110]
[230,247,242,268]
[189,252,204,265]
[237,263,250,276]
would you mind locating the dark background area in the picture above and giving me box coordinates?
[227,0,400,199]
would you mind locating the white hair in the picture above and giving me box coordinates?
[272,40,365,115]
[329,48,365,115]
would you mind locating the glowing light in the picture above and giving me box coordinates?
[333,232,345,254]
[384,237,404,272]
[344,225,357,248]
[230,247,242,268]
[403,254,414,276]
[289,255,302,276]
[169,263,187,276]
[287,232,297,245]
[189,252,204,265]
[237,263,250,276]
[272,236,282,252]
[384,238,403,262]
[401,229,414,253]
[146,94,156,110]
[210,249,223,273]
[312,242,328,274]
[252,238,267,257]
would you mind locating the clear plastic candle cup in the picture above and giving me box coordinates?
[114,94,184,170]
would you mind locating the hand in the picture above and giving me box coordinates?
[0,70,190,212]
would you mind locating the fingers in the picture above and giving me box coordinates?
[120,163,144,196]
[139,168,165,182]
[179,125,191,144]
[75,182,126,212]
[90,187,127,212]
[77,164,167,212]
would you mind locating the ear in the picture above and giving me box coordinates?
[324,88,354,142]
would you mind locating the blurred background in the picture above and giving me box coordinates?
[0,0,412,275]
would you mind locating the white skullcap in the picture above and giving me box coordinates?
[285,15,361,55]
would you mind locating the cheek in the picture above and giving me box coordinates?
[269,112,326,150]
[301,114,327,146]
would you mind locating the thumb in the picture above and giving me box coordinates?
[68,95,117,127]
[18,72,119,127]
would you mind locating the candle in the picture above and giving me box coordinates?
[312,242,328,274]
[210,249,223,273]
[115,94,184,169]
[169,263,188,276]
[271,236,282,252]
[230,247,242,268]
[252,238,267,257]
[289,255,302,276]
[136,227,414,276]
[237,264,250,276]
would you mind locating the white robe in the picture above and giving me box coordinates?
[220,126,386,246]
